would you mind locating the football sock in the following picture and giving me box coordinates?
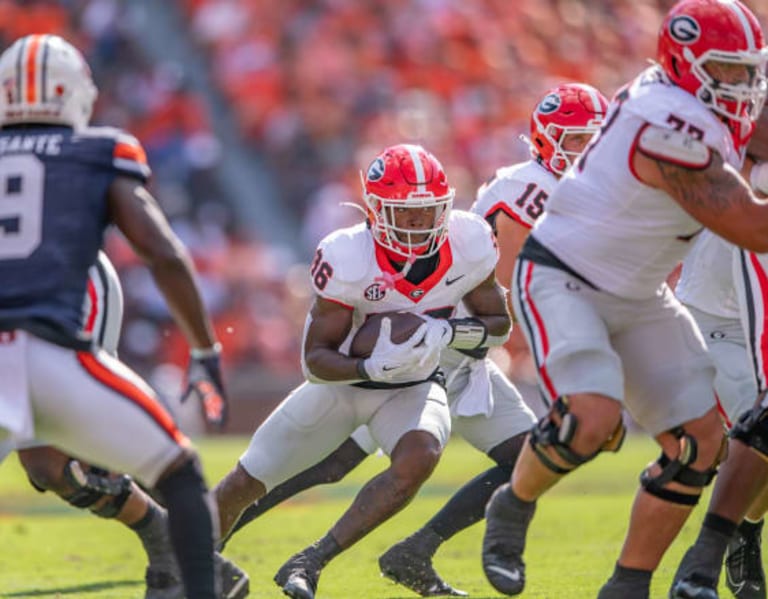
[597,563,652,599]
[130,502,177,574]
[696,513,739,570]
[428,465,512,542]
[311,533,343,567]
[672,512,737,589]
[155,459,215,599]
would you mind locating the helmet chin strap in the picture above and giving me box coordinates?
[374,252,417,291]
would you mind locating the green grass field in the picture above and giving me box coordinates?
[0,434,728,598]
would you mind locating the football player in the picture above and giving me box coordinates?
[14,251,248,599]
[213,143,511,599]
[479,1,768,598]
[672,169,768,596]
[216,83,608,598]
[0,34,234,599]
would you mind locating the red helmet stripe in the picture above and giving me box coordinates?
[24,34,43,104]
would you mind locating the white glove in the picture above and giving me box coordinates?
[361,317,439,383]
[421,316,453,354]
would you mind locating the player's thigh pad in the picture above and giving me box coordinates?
[367,381,451,455]
[616,292,716,435]
[27,337,185,487]
[453,360,536,453]
[512,261,624,404]
[239,381,360,491]
[0,331,32,439]
[688,306,755,425]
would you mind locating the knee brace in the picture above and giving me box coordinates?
[529,397,626,475]
[640,428,724,506]
[731,401,768,458]
[62,460,132,518]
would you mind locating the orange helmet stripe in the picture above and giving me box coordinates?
[24,34,43,104]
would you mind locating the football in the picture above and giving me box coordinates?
[747,102,768,163]
[349,311,426,358]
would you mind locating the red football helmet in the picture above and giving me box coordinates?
[530,83,608,176]
[361,144,454,259]
[657,0,768,145]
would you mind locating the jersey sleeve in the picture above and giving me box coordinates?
[479,178,536,228]
[75,126,152,183]
[112,131,151,182]
[628,82,737,165]
[473,163,554,230]
[309,227,369,310]
[450,211,499,284]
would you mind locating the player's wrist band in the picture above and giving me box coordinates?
[190,342,222,359]
[447,318,488,350]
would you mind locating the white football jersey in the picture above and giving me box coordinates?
[304,210,498,356]
[532,66,743,299]
[676,230,739,319]
[472,160,558,230]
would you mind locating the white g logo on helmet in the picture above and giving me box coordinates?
[537,93,562,115]
[669,15,701,44]
[366,158,385,182]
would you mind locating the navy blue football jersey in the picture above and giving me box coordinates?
[0,124,150,349]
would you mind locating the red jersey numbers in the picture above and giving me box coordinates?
[310,248,333,291]
[514,183,548,220]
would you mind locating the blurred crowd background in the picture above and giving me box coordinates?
[4,0,767,431]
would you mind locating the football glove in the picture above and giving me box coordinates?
[182,343,228,429]
[362,318,443,384]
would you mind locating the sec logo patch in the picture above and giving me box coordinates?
[364,283,386,301]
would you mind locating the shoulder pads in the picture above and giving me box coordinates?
[316,223,372,284]
[448,210,497,264]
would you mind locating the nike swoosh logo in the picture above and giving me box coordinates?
[445,275,465,286]
[486,565,520,581]
[382,366,398,371]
